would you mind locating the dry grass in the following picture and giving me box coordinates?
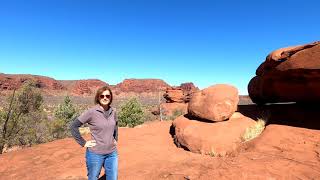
[207,147,217,157]
[241,118,267,142]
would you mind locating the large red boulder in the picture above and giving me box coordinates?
[248,41,320,104]
[172,113,256,156]
[188,84,239,122]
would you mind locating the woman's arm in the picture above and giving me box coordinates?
[70,118,86,147]
[113,111,118,141]
[113,120,118,141]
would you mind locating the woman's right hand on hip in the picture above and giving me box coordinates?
[84,140,96,147]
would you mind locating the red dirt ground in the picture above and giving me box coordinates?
[1,104,320,179]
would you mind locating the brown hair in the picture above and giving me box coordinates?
[94,86,113,105]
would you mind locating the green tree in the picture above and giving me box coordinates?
[118,98,144,127]
[50,96,79,139]
[0,81,47,153]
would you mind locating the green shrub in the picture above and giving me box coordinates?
[50,96,79,139]
[0,81,48,153]
[54,96,78,121]
[15,82,43,114]
[118,98,144,127]
[13,110,50,146]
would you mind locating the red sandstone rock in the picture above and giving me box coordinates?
[114,79,171,93]
[177,82,199,102]
[0,74,199,99]
[0,74,109,96]
[248,41,320,104]
[163,89,185,103]
[71,80,107,95]
[164,83,199,103]
[188,84,239,122]
[0,73,65,91]
[178,82,199,94]
[172,112,255,156]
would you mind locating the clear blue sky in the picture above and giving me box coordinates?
[0,0,319,94]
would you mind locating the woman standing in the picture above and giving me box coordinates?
[70,86,118,180]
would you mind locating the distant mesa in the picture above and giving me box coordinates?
[60,79,108,95]
[0,73,199,96]
[0,73,65,91]
[248,41,320,104]
[113,78,171,94]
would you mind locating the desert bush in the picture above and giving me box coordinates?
[241,118,267,142]
[169,109,185,120]
[118,97,144,127]
[50,96,79,139]
[140,105,157,122]
[0,81,49,153]
[54,96,78,120]
[13,110,51,146]
[160,108,185,121]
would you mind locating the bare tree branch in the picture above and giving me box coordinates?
[2,89,16,140]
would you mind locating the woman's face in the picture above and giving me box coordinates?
[99,90,111,106]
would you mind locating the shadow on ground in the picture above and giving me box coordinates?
[238,103,320,130]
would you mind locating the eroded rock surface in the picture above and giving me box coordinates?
[248,41,320,104]
[188,84,239,122]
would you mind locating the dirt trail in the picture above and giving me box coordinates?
[1,118,320,179]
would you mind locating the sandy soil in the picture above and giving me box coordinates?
[0,104,320,180]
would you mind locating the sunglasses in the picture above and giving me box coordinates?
[100,94,111,99]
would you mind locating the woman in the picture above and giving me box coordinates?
[70,86,118,180]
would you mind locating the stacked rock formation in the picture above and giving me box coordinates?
[172,84,256,156]
[164,82,198,103]
[248,41,320,104]
[159,83,199,119]
[163,88,185,103]
[188,84,239,122]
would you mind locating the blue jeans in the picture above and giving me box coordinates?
[86,149,118,180]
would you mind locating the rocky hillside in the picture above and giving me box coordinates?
[113,78,171,93]
[0,73,175,96]
[60,79,109,95]
[0,73,65,91]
